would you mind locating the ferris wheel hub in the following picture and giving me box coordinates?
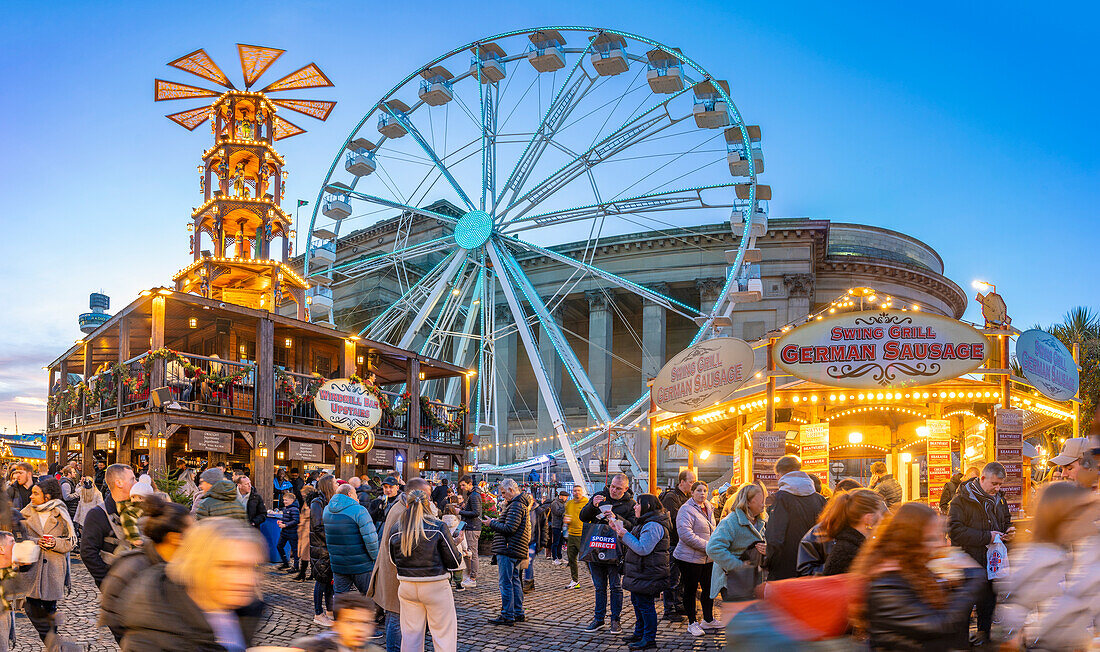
[453,209,493,249]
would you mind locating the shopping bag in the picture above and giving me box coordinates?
[986,534,1009,580]
[578,523,621,564]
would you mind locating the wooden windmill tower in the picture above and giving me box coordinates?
[155,45,335,319]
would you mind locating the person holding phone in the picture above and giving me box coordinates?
[20,477,77,644]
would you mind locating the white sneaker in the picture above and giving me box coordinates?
[567,580,581,589]
[313,614,334,627]
[687,622,704,637]
[461,579,477,588]
[701,619,722,630]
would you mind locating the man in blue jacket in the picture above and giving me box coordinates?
[324,483,380,596]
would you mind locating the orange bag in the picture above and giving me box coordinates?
[758,574,856,640]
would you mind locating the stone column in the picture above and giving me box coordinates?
[696,277,724,314]
[641,282,668,393]
[783,274,815,322]
[493,304,517,467]
[586,290,613,413]
[536,304,563,439]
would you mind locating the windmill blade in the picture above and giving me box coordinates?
[154,79,218,102]
[238,44,285,88]
[167,48,234,88]
[271,98,336,121]
[272,115,306,140]
[261,63,334,92]
[166,106,212,130]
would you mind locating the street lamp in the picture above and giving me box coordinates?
[848,431,863,444]
[699,449,711,461]
[971,280,996,293]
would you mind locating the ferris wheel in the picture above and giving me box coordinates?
[304,27,767,485]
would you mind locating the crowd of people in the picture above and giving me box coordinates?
[2,432,1100,651]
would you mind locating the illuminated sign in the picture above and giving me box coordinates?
[652,337,755,413]
[313,379,383,431]
[773,310,988,389]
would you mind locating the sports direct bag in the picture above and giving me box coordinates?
[986,533,1009,580]
[578,523,621,564]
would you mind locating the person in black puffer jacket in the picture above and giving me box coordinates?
[310,475,336,625]
[116,518,267,651]
[485,479,530,625]
[389,489,462,652]
[99,496,191,642]
[658,470,694,619]
[854,502,984,652]
[612,494,670,650]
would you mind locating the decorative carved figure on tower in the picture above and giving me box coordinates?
[240,118,254,140]
[232,162,247,197]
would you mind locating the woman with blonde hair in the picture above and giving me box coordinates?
[707,482,767,600]
[996,481,1100,650]
[388,488,463,652]
[852,502,983,651]
[117,517,267,651]
[74,476,105,533]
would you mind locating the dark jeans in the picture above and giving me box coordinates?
[588,562,623,622]
[630,592,658,643]
[524,543,537,581]
[497,555,524,620]
[385,610,402,652]
[663,555,682,612]
[24,597,56,642]
[550,526,564,560]
[976,577,996,634]
[334,571,370,595]
[677,559,714,623]
[276,531,298,564]
[313,578,333,616]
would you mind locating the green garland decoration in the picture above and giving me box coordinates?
[420,396,468,433]
[274,367,323,406]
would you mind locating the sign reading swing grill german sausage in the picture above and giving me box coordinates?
[313,379,383,431]
[772,310,989,389]
[1015,329,1078,401]
[652,337,756,413]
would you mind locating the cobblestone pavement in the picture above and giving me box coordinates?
[15,554,727,651]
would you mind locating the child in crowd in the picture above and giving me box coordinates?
[289,593,383,652]
[442,503,470,592]
[277,491,301,573]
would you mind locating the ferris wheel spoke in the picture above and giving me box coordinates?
[359,252,457,340]
[497,233,700,320]
[381,105,475,211]
[478,80,497,212]
[485,240,587,484]
[419,260,476,356]
[325,235,453,278]
[333,187,458,224]
[395,250,468,350]
[502,182,738,232]
[495,42,597,217]
[498,85,694,223]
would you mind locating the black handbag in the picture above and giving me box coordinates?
[578,522,621,564]
[723,542,764,602]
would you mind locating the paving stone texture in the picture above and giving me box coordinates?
[14,554,727,651]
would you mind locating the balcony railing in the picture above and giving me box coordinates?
[48,350,466,447]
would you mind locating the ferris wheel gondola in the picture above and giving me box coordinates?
[304,27,768,486]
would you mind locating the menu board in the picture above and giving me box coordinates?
[94,433,111,450]
[752,431,786,493]
[188,429,234,454]
[731,437,743,487]
[799,423,829,484]
[288,441,323,463]
[925,419,952,506]
[430,454,452,471]
[366,448,395,468]
[995,409,1024,517]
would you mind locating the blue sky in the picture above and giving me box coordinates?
[1,1,1097,433]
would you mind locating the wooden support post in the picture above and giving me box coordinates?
[462,372,471,472]
[254,316,275,502]
[117,425,133,470]
[765,338,776,432]
[118,317,130,410]
[253,424,274,504]
[1000,334,1011,410]
[342,340,356,379]
[687,449,695,474]
[648,412,658,495]
[407,359,422,478]
[150,296,167,391]
[338,440,355,480]
[1073,343,1082,438]
[83,341,94,424]
[149,414,167,478]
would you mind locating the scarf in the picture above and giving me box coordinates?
[961,478,1000,530]
[117,499,144,546]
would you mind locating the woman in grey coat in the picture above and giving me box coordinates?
[673,481,719,637]
[20,477,77,643]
